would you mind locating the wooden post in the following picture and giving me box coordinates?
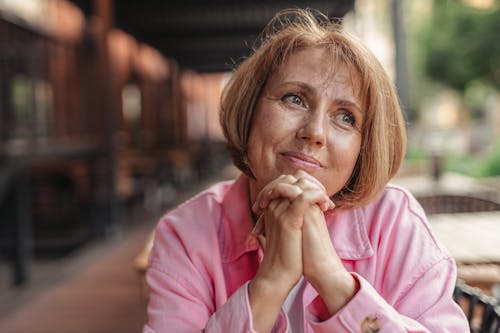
[92,0,120,237]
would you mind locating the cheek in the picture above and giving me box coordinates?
[321,134,361,194]
[253,106,287,134]
[246,122,270,168]
[328,132,361,164]
[248,108,291,153]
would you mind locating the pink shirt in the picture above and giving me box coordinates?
[143,175,469,332]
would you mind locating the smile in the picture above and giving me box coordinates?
[281,152,323,170]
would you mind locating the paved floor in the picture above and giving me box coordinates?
[0,221,153,333]
[0,167,236,333]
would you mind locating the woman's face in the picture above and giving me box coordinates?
[247,47,364,200]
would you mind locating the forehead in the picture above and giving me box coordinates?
[270,47,362,94]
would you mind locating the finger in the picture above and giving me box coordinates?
[250,172,334,244]
[256,183,303,212]
[320,198,336,212]
[267,198,303,233]
[252,198,290,237]
[296,173,335,210]
[285,192,313,222]
[293,170,326,192]
[293,178,334,211]
[292,172,335,210]
[251,215,265,237]
[267,198,292,222]
[252,189,272,213]
[257,234,266,249]
[252,174,298,212]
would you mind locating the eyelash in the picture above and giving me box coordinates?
[282,93,304,107]
[336,111,356,126]
[282,93,357,128]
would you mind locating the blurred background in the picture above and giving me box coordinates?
[0,0,499,332]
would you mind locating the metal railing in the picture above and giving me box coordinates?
[454,280,500,333]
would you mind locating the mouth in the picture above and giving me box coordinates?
[281,152,323,170]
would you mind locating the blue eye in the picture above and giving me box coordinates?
[283,93,304,106]
[336,112,355,126]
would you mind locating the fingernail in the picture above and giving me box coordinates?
[329,199,336,209]
[251,224,258,236]
[257,234,266,248]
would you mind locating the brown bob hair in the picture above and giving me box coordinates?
[220,9,407,208]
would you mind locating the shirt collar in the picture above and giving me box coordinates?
[325,208,374,260]
[220,174,373,262]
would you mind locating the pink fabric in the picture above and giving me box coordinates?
[143,175,469,332]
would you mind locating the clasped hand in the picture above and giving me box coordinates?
[249,171,357,319]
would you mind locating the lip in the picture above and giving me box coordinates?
[281,151,323,170]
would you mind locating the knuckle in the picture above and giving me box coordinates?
[296,192,307,202]
[276,182,289,190]
[295,170,307,177]
[299,178,313,188]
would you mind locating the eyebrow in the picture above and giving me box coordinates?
[336,99,363,114]
[280,81,315,95]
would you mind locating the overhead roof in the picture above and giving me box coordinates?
[70,0,355,72]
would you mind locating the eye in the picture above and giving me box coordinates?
[282,93,304,107]
[335,111,356,126]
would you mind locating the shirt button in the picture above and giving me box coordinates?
[361,316,380,333]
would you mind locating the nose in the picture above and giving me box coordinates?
[297,110,327,146]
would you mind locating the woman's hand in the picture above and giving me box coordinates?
[248,178,305,333]
[252,172,334,216]
[249,171,333,332]
[251,172,334,237]
[253,196,303,289]
[301,203,358,317]
[251,171,337,286]
[250,171,357,324]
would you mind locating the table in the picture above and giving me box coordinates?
[429,211,500,294]
[429,211,500,264]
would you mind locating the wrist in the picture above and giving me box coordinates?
[248,277,289,333]
[250,275,291,303]
[310,270,359,316]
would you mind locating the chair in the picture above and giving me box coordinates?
[416,194,500,215]
[454,280,500,333]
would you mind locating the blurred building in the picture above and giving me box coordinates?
[0,0,355,287]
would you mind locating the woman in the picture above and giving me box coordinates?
[143,9,469,333]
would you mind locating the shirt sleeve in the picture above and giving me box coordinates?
[304,258,469,332]
[144,265,258,333]
[143,206,260,333]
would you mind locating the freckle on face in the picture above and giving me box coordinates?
[247,48,363,201]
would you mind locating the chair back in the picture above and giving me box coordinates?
[454,280,500,333]
[417,194,500,215]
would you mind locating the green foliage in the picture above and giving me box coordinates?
[482,141,500,176]
[418,1,500,91]
[444,140,500,177]
[406,146,428,161]
[444,153,484,177]
[404,147,429,172]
